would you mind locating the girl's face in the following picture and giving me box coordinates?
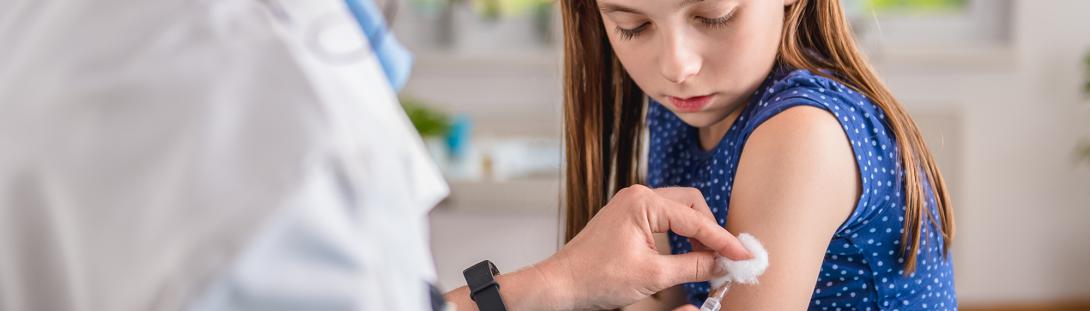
[598,0,795,128]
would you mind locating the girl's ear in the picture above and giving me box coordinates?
[783,0,799,6]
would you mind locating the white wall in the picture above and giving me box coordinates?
[875,0,1090,304]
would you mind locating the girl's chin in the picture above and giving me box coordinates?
[668,99,747,130]
[673,111,729,129]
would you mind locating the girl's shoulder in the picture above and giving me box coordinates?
[748,69,881,126]
[741,69,893,153]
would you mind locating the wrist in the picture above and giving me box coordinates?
[497,256,576,311]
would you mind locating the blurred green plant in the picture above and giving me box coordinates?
[400,96,451,138]
[478,0,501,21]
[471,0,551,20]
[867,0,967,13]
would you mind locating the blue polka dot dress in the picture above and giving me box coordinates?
[646,68,957,310]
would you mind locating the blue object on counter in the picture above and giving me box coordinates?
[345,0,413,91]
[446,115,472,160]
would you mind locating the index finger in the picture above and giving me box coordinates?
[653,187,716,220]
[649,194,753,260]
[653,187,717,252]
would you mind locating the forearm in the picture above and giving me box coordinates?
[444,260,573,311]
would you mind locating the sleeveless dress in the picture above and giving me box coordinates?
[646,68,957,310]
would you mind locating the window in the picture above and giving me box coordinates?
[844,0,1012,48]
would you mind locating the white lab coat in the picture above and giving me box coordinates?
[0,0,447,310]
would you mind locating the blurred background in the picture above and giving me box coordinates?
[387,0,1090,309]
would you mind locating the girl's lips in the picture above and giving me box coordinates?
[669,95,713,112]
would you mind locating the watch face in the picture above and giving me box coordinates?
[465,260,500,290]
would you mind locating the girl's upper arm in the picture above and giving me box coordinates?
[719,106,860,310]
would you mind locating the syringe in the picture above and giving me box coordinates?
[699,281,731,311]
[698,233,769,311]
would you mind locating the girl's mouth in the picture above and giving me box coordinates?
[669,94,714,112]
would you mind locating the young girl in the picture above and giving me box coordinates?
[559,0,956,310]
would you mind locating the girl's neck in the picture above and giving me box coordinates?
[697,105,746,151]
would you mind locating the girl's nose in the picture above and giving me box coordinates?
[660,31,702,85]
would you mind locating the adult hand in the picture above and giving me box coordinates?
[445,185,750,311]
[539,185,751,310]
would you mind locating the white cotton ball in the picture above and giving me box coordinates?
[710,233,769,289]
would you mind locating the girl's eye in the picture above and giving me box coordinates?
[697,8,737,29]
[615,22,650,41]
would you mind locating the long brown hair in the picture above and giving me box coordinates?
[560,0,954,274]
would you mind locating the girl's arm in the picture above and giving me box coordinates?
[718,106,860,310]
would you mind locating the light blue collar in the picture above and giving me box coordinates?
[345,0,413,91]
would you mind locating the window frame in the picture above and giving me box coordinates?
[848,0,1013,49]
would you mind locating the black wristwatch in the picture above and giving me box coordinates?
[463,260,508,311]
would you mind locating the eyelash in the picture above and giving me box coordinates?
[616,23,650,40]
[614,9,737,41]
[698,9,736,28]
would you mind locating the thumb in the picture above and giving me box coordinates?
[657,251,724,287]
